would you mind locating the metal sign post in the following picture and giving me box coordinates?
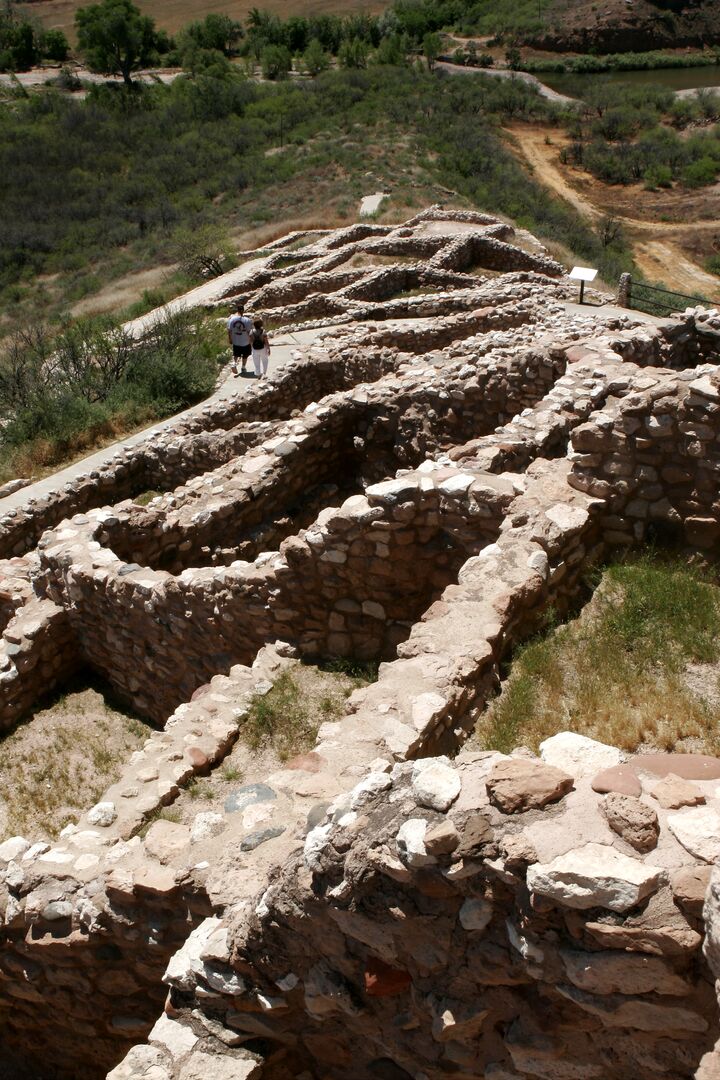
[569,266,598,305]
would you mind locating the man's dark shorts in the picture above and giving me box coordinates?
[233,344,252,359]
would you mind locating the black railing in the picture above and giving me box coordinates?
[628,279,710,318]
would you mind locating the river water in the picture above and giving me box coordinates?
[539,66,720,98]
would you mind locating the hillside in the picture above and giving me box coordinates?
[16,0,384,38]
[533,0,720,52]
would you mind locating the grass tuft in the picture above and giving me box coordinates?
[473,551,720,756]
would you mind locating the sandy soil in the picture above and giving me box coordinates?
[507,123,720,299]
[0,678,152,843]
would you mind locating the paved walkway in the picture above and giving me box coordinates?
[0,326,325,515]
[0,301,665,516]
[123,255,274,339]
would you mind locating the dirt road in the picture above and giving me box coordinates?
[508,124,720,299]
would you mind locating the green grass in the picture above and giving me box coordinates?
[473,551,720,756]
[243,671,322,760]
[133,490,163,506]
[243,661,377,759]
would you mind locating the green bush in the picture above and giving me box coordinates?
[260,43,292,80]
[683,156,719,188]
[643,163,672,190]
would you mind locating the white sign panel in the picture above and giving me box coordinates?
[569,266,598,282]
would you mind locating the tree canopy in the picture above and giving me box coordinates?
[75,0,164,85]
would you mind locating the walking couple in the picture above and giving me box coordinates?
[227,301,271,378]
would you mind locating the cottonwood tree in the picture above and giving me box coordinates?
[75,0,162,86]
[301,38,330,77]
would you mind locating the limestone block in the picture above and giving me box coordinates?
[540,731,622,779]
[411,759,461,812]
[179,1051,262,1080]
[527,842,665,911]
[667,806,720,863]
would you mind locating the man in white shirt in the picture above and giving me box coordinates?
[227,301,253,376]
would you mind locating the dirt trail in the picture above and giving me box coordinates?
[508,124,720,298]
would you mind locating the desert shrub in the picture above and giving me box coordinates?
[0,309,220,479]
[643,163,672,189]
[683,156,719,188]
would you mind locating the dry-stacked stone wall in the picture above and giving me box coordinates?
[123,744,720,1080]
[1,210,720,1080]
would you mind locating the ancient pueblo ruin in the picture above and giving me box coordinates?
[3,208,720,1079]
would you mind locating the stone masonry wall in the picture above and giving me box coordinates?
[2,210,720,1080]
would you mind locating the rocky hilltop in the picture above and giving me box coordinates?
[1,209,720,1079]
[531,0,720,52]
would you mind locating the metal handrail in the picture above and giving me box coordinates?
[630,281,709,305]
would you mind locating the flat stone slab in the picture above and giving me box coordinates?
[633,753,720,781]
[591,765,642,797]
[667,806,720,863]
[527,842,665,912]
[541,732,622,779]
[224,783,277,814]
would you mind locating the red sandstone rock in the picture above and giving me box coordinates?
[600,793,659,852]
[671,866,712,918]
[186,747,209,769]
[649,774,705,809]
[364,958,412,997]
[591,764,642,797]
[633,753,720,781]
[486,758,573,814]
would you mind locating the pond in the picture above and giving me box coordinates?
[538,65,720,99]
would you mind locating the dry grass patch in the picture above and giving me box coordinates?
[166,659,378,826]
[471,551,720,756]
[0,676,152,842]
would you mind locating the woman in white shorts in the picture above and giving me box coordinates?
[251,319,271,378]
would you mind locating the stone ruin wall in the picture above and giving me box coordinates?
[2,209,720,1079]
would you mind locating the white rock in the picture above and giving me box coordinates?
[545,504,589,532]
[179,1051,261,1080]
[539,732,622,778]
[190,812,226,844]
[410,693,447,732]
[667,807,720,863]
[439,473,474,495]
[304,823,333,873]
[149,1014,198,1060]
[411,760,461,812]
[164,917,222,991]
[87,801,117,827]
[396,818,435,867]
[527,842,665,912]
[459,897,492,931]
[107,1046,171,1080]
[350,771,393,809]
[0,836,30,864]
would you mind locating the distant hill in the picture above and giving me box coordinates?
[531,0,720,52]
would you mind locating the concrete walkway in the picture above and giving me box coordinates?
[123,255,274,339]
[0,300,666,517]
[0,326,326,515]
